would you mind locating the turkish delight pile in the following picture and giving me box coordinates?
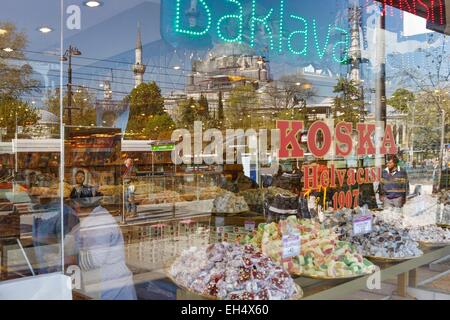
[246,216,375,278]
[169,243,299,300]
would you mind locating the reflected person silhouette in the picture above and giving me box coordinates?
[67,196,136,300]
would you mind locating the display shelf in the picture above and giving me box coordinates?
[171,246,450,300]
[299,245,450,300]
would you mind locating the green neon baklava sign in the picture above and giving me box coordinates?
[161,0,351,63]
[151,144,176,152]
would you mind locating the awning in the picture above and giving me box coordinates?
[375,0,450,35]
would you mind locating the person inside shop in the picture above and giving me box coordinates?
[70,170,102,199]
[379,155,410,209]
[65,196,137,300]
[122,158,138,217]
[32,197,80,274]
[230,165,259,193]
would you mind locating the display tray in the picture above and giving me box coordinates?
[365,255,422,263]
[165,265,303,300]
[418,241,450,248]
[299,272,371,280]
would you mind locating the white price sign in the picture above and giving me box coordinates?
[282,233,301,259]
[244,221,256,232]
[353,215,373,236]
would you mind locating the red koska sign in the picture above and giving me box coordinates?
[276,120,398,159]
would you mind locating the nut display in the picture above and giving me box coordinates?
[169,242,300,300]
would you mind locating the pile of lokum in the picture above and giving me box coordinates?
[246,216,375,278]
[169,243,300,300]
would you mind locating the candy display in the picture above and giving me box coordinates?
[264,187,297,207]
[246,216,375,278]
[377,207,437,228]
[199,186,224,200]
[339,217,423,259]
[239,187,296,213]
[376,195,438,228]
[299,239,376,278]
[169,243,301,300]
[408,225,450,245]
[134,181,163,195]
[212,191,249,214]
[30,182,72,198]
[98,185,122,196]
[239,189,266,212]
[247,216,334,250]
[140,191,182,205]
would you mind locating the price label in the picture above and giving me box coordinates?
[282,233,301,259]
[244,221,256,232]
[353,214,373,236]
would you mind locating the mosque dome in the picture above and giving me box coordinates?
[207,42,256,59]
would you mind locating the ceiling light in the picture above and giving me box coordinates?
[38,26,53,34]
[84,1,102,8]
[3,47,13,52]
[173,66,181,70]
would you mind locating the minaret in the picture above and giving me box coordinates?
[348,2,361,82]
[133,23,146,87]
[103,80,112,100]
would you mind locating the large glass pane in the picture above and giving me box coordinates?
[2,0,448,300]
[0,0,64,289]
